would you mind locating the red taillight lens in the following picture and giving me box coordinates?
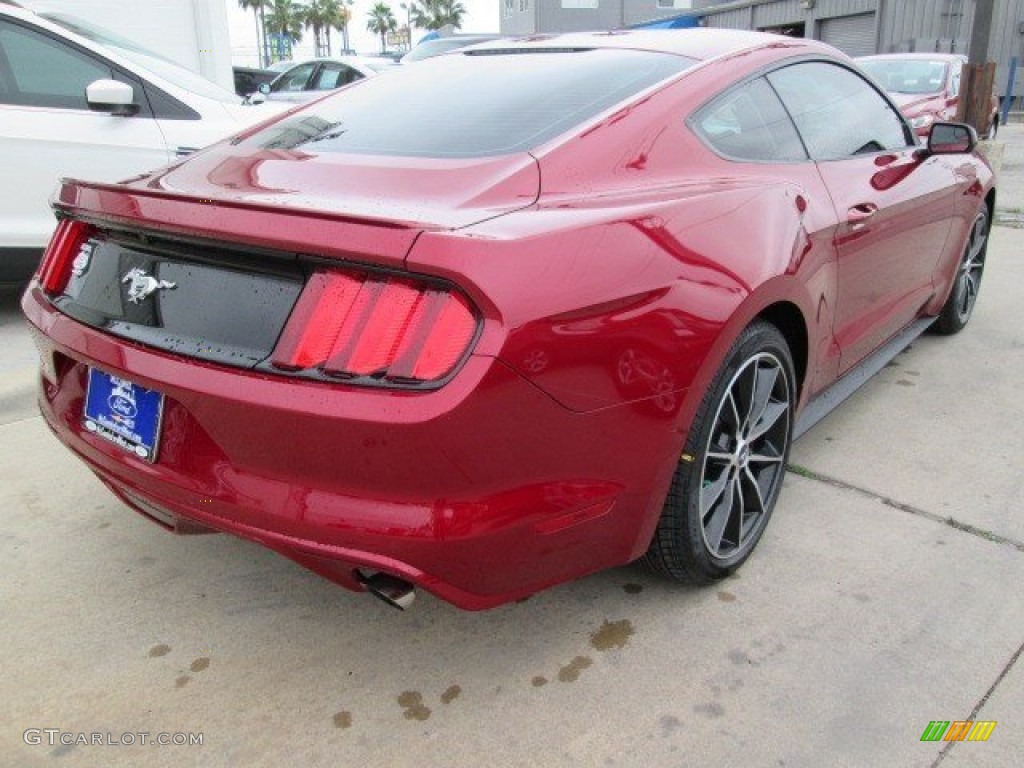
[271,270,478,386]
[38,219,94,295]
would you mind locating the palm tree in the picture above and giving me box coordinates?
[410,0,465,31]
[324,0,353,56]
[302,0,330,57]
[367,2,398,53]
[264,0,305,61]
[237,0,268,67]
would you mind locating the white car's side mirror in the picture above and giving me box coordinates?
[247,92,267,105]
[85,79,138,116]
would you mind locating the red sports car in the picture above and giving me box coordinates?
[22,30,994,610]
[857,53,1000,139]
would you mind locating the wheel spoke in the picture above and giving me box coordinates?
[743,466,766,516]
[748,400,788,442]
[704,475,736,553]
[749,451,783,464]
[700,470,730,518]
[724,392,742,435]
[730,479,745,546]
[748,364,779,434]
[970,220,987,261]
[697,348,792,561]
[733,364,757,434]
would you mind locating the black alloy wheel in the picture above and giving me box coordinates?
[644,322,795,583]
[935,207,989,335]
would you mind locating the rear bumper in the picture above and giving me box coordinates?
[23,284,681,609]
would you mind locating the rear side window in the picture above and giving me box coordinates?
[767,61,911,160]
[273,62,316,93]
[0,19,113,109]
[313,63,362,90]
[244,49,694,158]
[692,77,807,162]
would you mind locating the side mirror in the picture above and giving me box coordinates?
[258,83,271,95]
[927,122,977,155]
[85,79,138,116]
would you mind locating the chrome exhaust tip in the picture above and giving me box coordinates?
[358,571,416,611]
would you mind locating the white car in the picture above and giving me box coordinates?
[260,57,395,103]
[0,4,286,283]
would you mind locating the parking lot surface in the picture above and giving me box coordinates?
[2,203,1022,767]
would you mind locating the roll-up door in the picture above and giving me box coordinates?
[819,13,876,57]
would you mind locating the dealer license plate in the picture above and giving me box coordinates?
[83,369,164,462]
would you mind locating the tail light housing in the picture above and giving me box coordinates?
[37,219,96,295]
[271,269,479,387]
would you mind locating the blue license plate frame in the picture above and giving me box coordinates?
[83,369,165,462]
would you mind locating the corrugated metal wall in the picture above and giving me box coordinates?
[539,1,625,32]
[989,0,1024,97]
[698,0,1024,96]
[820,12,877,55]
[877,0,1024,96]
[499,0,1024,97]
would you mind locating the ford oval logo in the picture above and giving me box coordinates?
[107,378,138,419]
[108,394,138,419]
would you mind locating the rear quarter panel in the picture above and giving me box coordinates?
[409,45,843,434]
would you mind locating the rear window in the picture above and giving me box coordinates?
[240,48,694,158]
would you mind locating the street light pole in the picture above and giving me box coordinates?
[959,0,996,135]
[400,2,413,51]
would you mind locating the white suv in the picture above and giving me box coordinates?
[0,4,285,283]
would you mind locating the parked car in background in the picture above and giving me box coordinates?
[857,53,999,138]
[233,65,277,97]
[23,31,994,610]
[0,3,285,284]
[400,33,504,63]
[260,57,393,103]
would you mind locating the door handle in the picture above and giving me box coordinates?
[848,203,878,223]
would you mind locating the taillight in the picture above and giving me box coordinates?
[38,219,95,295]
[271,270,478,386]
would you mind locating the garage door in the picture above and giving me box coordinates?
[819,13,876,57]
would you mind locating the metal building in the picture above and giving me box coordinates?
[499,0,1024,98]
[686,0,1023,96]
[499,1,718,36]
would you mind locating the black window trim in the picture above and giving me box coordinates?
[271,61,319,94]
[688,54,916,165]
[0,15,200,120]
[766,55,917,162]
[689,74,810,165]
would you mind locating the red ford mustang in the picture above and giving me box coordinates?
[22,30,994,610]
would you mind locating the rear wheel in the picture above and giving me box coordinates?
[934,207,989,335]
[643,322,794,584]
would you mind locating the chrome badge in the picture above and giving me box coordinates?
[121,267,176,304]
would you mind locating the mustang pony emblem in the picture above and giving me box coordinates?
[121,268,176,304]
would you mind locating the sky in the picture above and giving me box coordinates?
[225,0,501,66]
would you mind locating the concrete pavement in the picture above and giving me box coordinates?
[1,210,1022,767]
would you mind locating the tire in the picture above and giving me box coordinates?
[643,321,795,584]
[933,207,990,335]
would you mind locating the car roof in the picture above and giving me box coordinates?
[463,29,837,62]
[275,56,383,77]
[857,53,965,63]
